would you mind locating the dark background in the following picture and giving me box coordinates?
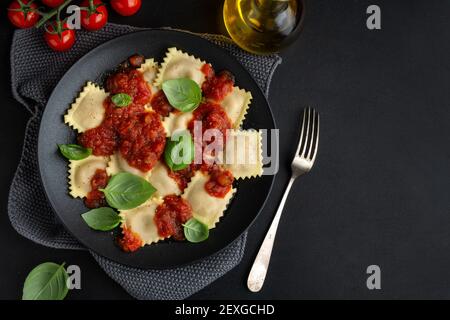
[1,0,449,299]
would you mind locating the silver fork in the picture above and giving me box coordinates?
[247,107,320,292]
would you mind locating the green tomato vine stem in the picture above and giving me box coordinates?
[35,0,74,29]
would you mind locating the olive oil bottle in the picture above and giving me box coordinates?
[223,0,304,55]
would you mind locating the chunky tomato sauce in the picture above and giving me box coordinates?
[151,90,173,117]
[106,69,152,106]
[166,161,233,198]
[84,169,109,208]
[201,64,234,102]
[167,163,197,192]
[79,68,166,172]
[118,111,166,172]
[154,195,193,240]
[185,101,234,198]
[188,102,232,140]
[204,165,234,198]
[117,227,142,252]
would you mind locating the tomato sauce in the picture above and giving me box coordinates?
[188,102,232,140]
[84,169,109,208]
[167,163,197,192]
[78,68,166,172]
[186,100,234,197]
[118,111,166,172]
[78,119,118,156]
[117,227,142,252]
[151,90,173,117]
[167,161,234,199]
[204,165,234,198]
[201,64,234,102]
[154,195,193,240]
[106,68,152,106]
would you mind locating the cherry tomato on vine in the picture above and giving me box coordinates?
[41,0,65,7]
[80,0,108,31]
[8,0,40,29]
[110,0,141,16]
[44,22,76,52]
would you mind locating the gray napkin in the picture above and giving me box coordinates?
[8,23,281,300]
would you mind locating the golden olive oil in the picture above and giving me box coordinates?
[223,0,304,55]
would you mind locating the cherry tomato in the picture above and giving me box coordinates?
[41,0,65,7]
[80,0,108,31]
[110,0,141,16]
[44,22,76,52]
[7,0,40,29]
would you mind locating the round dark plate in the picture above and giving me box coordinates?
[38,29,275,269]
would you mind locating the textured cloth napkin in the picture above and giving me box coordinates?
[8,23,281,300]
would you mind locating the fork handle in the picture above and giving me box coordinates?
[247,176,296,292]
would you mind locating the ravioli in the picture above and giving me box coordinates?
[182,172,236,228]
[220,87,252,129]
[137,58,159,93]
[64,82,108,132]
[137,58,158,83]
[119,198,165,245]
[106,152,151,179]
[68,155,109,198]
[147,161,181,197]
[161,88,251,136]
[154,47,206,87]
[162,111,193,137]
[222,130,263,179]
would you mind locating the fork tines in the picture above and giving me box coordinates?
[295,107,320,162]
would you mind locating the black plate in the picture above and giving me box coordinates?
[38,29,275,269]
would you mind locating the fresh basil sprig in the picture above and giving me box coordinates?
[162,78,202,112]
[82,207,122,231]
[183,218,209,243]
[58,144,92,160]
[111,93,132,107]
[100,172,156,210]
[22,262,68,300]
[164,130,195,171]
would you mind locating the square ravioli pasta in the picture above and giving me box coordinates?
[220,86,252,129]
[222,130,264,179]
[65,82,108,133]
[161,86,252,136]
[69,155,109,198]
[137,58,158,87]
[154,47,206,87]
[156,47,252,134]
[182,171,236,229]
[119,198,166,246]
[147,161,182,197]
[106,152,151,179]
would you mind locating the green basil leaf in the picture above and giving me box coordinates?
[183,218,209,243]
[22,262,68,300]
[111,93,132,107]
[81,207,122,231]
[162,78,202,112]
[58,144,92,160]
[101,172,156,210]
[164,130,195,171]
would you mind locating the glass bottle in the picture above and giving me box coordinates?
[223,0,305,55]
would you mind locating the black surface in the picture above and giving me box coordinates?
[1,0,450,299]
[38,29,275,269]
